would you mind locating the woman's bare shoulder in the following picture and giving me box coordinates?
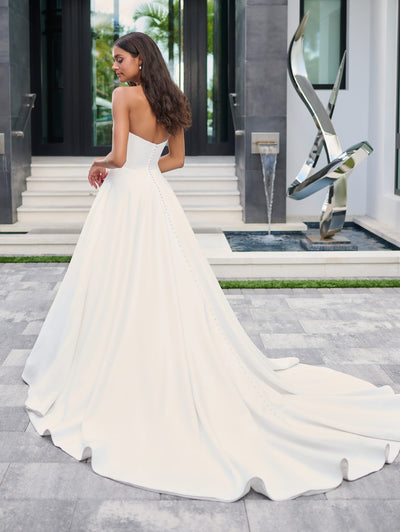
[112,86,145,107]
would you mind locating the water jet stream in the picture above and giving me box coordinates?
[258,141,279,236]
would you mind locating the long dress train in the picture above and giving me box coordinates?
[21,132,400,502]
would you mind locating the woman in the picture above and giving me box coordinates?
[22,32,400,502]
[88,32,191,188]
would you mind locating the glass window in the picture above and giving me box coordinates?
[207,0,229,144]
[396,2,400,195]
[90,0,183,147]
[40,0,64,143]
[300,0,346,89]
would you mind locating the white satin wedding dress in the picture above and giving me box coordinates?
[22,132,400,502]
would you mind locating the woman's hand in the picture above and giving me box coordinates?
[88,163,108,189]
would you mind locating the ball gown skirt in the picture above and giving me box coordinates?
[21,132,400,502]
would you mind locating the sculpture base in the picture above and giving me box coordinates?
[300,234,358,251]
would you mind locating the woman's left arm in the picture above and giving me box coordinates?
[158,128,185,173]
[88,88,130,188]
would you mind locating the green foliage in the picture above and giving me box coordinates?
[207,0,214,54]
[218,279,400,289]
[132,0,180,55]
[92,17,116,102]
[91,15,119,145]
[0,256,72,263]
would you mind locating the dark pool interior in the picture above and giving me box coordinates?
[224,222,400,252]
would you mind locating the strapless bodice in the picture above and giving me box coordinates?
[124,132,168,170]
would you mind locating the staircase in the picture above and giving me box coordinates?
[0,156,244,255]
[17,156,242,227]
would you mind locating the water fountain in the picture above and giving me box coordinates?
[223,16,389,258]
[258,141,278,237]
[250,132,283,246]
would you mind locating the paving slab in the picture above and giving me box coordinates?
[0,365,28,385]
[381,364,400,382]
[0,462,9,483]
[0,384,27,406]
[0,432,77,463]
[2,349,30,366]
[0,463,162,501]
[244,499,400,532]
[0,407,29,431]
[69,499,249,532]
[0,500,77,532]
[0,264,400,531]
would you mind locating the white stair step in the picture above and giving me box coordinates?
[31,162,236,178]
[21,190,241,207]
[23,156,242,228]
[26,177,93,192]
[17,205,243,225]
[164,164,236,177]
[0,233,77,255]
[169,177,238,191]
[26,176,240,192]
[22,191,97,207]
[184,206,243,225]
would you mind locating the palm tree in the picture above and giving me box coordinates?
[132,0,180,64]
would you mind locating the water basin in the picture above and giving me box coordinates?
[224,222,400,252]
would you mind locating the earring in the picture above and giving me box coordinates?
[139,65,142,70]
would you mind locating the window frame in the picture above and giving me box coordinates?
[300,0,347,90]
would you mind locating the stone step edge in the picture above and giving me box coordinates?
[0,242,398,264]
[17,205,243,212]
[0,222,306,233]
[31,162,236,169]
[26,176,239,181]
[21,190,240,197]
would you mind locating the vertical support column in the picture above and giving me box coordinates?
[0,0,32,224]
[235,0,288,223]
[0,1,12,222]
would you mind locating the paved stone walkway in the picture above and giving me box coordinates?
[1,263,400,532]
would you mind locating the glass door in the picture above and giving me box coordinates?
[396,0,400,195]
[30,0,234,155]
[90,0,184,147]
[90,0,234,154]
[184,0,235,155]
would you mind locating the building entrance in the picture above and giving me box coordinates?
[30,0,235,156]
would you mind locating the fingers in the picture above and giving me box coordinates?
[88,167,108,188]
[88,174,99,189]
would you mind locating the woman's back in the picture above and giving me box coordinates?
[121,85,170,145]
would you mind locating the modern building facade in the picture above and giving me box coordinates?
[0,0,399,236]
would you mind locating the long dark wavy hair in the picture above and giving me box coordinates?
[113,32,192,135]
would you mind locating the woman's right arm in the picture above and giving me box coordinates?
[158,128,185,173]
[88,88,129,188]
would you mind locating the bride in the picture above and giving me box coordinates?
[22,32,400,502]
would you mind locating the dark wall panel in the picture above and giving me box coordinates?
[235,0,288,223]
[0,0,31,224]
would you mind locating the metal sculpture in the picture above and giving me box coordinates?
[287,13,373,238]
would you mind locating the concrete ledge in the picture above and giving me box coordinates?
[209,250,400,279]
[353,216,400,248]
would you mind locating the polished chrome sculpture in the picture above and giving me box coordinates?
[287,13,373,238]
